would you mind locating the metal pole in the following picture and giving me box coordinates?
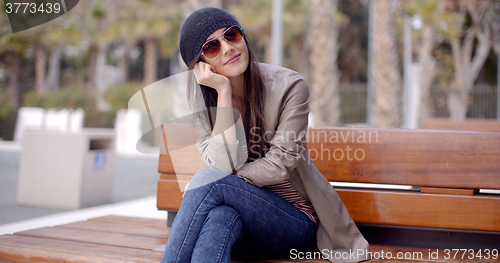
[497,17,500,119]
[366,0,374,126]
[403,16,412,128]
[271,0,283,66]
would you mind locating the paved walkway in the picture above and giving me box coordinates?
[0,141,166,232]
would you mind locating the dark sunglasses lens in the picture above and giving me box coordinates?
[224,27,243,43]
[202,40,220,59]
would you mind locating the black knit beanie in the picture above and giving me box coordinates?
[179,7,243,67]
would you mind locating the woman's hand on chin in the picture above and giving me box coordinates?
[194,62,231,94]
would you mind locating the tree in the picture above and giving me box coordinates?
[0,14,31,108]
[402,0,459,122]
[308,0,341,126]
[230,0,273,63]
[107,0,178,87]
[370,0,402,128]
[446,0,498,120]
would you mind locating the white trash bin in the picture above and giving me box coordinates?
[17,128,116,209]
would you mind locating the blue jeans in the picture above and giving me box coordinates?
[160,167,317,263]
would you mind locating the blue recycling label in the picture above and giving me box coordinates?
[94,152,107,170]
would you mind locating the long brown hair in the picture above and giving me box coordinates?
[186,34,268,162]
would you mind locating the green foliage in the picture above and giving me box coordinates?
[0,89,15,140]
[93,0,107,20]
[103,81,142,113]
[158,3,184,57]
[0,89,14,120]
[22,87,115,128]
[23,87,95,110]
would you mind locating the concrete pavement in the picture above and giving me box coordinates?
[0,143,162,225]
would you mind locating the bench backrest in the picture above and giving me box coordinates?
[421,118,500,131]
[157,126,500,232]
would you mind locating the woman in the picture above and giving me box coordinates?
[161,7,370,263]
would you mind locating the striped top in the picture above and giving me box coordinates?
[264,180,319,225]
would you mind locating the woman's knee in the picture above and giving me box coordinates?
[186,167,232,191]
[206,206,243,243]
[206,205,239,223]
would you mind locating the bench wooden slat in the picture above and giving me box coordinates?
[0,234,162,262]
[157,179,500,232]
[1,216,495,262]
[58,221,169,238]
[420,187,478,195]
[160,173,195,181]
[14,226,167,250]
[157,177,187,210]
[421,118,500,131]
[88,215,166,228]
[158,147,203,175]
[158,128,500,189]
[308,128,500,189]
[338,188,500,232]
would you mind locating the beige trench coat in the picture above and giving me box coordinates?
[194,63,370,262]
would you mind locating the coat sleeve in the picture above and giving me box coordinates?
[234,78,310,188]
[194,110,248,174]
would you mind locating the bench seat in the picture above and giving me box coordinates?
[0,215,495,262]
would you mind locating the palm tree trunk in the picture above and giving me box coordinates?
[87,45,98,92]
[418,23,435,121]
[118,44,130,82]
[371,0,402,128]
[8,52,21,109]
[44,45,63,91]
[35,44,47,94]
[309,0,341,127]
[143,38,157,86]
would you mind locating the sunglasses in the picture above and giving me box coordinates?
[201,26,245,60]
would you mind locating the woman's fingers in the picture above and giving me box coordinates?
[193,62,230,92]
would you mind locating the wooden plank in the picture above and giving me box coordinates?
[58,221,169,238]
[158,128,500,189]
[158,146,202,175]
[307,128,500,189]
[421,187,479,196]
[160,174,194,181]
[157,179,185,210]
[337,188,500,232]
[158,123,203,175]
[14,226,167,250]
[88,215,166,228]
[157,183,500,231]
[421,118,500,131]
[0,234,162,262]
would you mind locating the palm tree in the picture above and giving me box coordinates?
[0,16,31,108]
[402,0,458,123]
[308,0,341,127]
[110,0,176,87]
[370,0,402,128]
[68,0,113,92]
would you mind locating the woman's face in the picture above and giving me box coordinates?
[200,27,249,78]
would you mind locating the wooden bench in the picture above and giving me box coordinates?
[0,215,477,262]
[421,118,500,131]
[157,126,500,260]
[1,127,498,262]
